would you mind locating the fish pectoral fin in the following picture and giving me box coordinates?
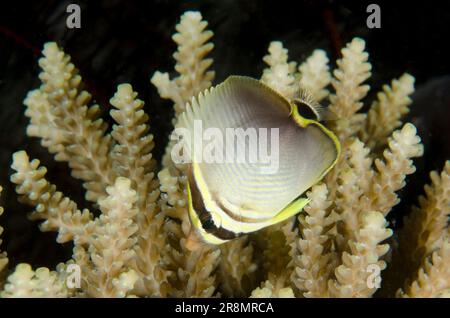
[268,197,310,225]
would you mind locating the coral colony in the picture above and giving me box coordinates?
[0,11,448,297]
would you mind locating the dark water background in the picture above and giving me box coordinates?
[0,1,449,272]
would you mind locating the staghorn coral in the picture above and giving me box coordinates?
[1,263,70,298]
[151,11,215,118]
[108,84,166,296]
[24,42,116,203]
[250,273,295,298]
[0,187,7,279]
[152,11,222,298]
[394,161,450,297]
[297,49,331,102]
[0,10,448,298]
[360,74,415,152]
[4,40,168,297]
[217,237,258,298]
[291,184,339,298]
[400,161,450,272]
[261,41,298,100]
[398,239,450,298]
[10,151,95,245]
[77,177,140,297]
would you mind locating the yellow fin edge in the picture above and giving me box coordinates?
[268,196,310,225]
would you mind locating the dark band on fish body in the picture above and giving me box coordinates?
[187,169,242,241]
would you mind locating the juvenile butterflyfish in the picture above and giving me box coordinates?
[173,76,340,245]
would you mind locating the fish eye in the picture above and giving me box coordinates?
[293,100,320,121]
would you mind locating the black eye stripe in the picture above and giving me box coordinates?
[294,100,319,121]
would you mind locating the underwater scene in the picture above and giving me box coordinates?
[0,1,449,300]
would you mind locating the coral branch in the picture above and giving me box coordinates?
[110,83,158,211]
[24,42,116,202]
[298,49,331,102]
[158,168,220,297]
[0,186,7,275]
[329,38,371,139]
[1,264,70,298]
[151,11,215,117]
[261,41,297,100]
[250,274,295,298]
[335,139,373,246]
[150,12,223,295]
[292,184,339,297]
[109,84,168,296]
[360,74,415,151]
[217,237,257,297]
[82,177,139,297]
[329,211,392,297]
[398,239,450,297]
[401,161,450,267]
[390,162,450,295]
[368,123,424,215]
[10,151,94,245]
[262,225,292,277]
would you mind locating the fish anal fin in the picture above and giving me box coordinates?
[268,197,310,225]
